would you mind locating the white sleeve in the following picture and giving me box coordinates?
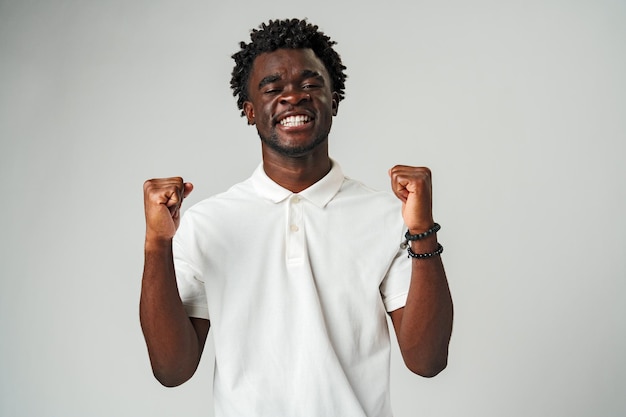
[173,214,210,320]
[380,241,412,313]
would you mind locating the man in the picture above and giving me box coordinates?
[140,18,453,417]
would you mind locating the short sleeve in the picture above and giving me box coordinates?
[173,217,210,320]
[379,244,411,312]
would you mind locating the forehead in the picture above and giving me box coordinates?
[249,48,329,81]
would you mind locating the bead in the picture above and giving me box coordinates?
[407,243,444,259]
[404,223,441,241]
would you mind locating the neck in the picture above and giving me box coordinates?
[261,145,331,193]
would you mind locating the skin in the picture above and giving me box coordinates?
[140,47,453,386]
[243,48,340,192]
[387,165,453,376]
[140,178,208,386]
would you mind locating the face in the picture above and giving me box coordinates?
[243,48,339,158]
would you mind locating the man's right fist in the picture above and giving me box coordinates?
[143,177,193,242]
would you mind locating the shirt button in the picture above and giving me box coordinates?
[290,224,299,232]
[291,196,301,203]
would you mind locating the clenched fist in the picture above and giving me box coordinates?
[388,165,434,234]
[143,177,194,243]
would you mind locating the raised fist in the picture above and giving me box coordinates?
[388,165,434,233]
[143,177,193,242]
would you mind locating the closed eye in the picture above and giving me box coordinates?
[264,87,282,94]
[258,74,283,92]
[301,70,326,90]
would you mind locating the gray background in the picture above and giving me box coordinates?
[1,0,625,416]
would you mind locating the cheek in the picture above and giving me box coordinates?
[318,94,335,113]
[253,100,269,117]
[255,105,275,132]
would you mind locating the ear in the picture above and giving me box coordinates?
[243,101,255,125]
[331,92,340,116]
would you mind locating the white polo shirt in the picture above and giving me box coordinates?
[174,160,411,417]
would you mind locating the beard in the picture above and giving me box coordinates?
[258,127,329,158]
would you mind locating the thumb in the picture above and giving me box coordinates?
[183,182,194,199]
[173,182,194,219]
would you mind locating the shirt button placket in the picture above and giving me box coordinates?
[286,195,304,262]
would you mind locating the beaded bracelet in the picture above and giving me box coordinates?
[407,243,444,259]
[405,223,441,241]
[400,223,441,250]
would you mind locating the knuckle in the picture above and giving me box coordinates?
[143,179,158,194]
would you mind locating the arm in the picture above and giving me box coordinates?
[139,177,210,387]
[388,166,454,377]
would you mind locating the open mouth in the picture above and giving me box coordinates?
[278,114,312,127]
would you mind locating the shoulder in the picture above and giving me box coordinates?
[186,177,256,213]
[176,179,261,236]
[339,176,399,207]
[331,177,403,232]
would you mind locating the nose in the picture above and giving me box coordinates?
[279,89,311,106]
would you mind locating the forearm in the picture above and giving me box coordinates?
[394,235,453,377]
[139,239,202,386]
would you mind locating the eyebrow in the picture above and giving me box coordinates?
[258,74,282,90]
[257,70,325,90]
[301,69,322,80]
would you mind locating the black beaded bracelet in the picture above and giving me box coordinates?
[405,223,441,241]
[407,243,444,259]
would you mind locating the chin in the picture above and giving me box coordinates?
[261,132,327,157]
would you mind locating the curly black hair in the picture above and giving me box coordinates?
[230,18,347,116]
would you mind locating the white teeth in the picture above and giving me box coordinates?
[279,115,310,127]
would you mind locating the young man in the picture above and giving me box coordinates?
[141,18,453,417]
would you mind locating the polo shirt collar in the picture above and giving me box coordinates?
[251,159,344,208]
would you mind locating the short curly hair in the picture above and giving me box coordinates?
[230,18,347,116]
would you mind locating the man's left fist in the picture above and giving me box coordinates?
[389,165,434,233]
